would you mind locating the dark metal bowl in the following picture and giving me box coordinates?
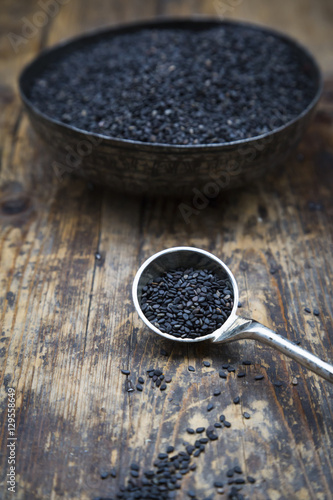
[19,18,322,197]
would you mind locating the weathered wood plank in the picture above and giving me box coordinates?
[0,1,333,499]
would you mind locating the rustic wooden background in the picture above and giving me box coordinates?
[0,1,333,499]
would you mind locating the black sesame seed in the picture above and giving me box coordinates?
[136,384,143,391]
[130,463,139,471]
[242,360,252,365]
[227,469,234,477]
[255,374,264,380]
[234,466,242,474]
[219,415,225,423]
[188,366,195,372]
[100,471,109,479]
[160,383,167,391]
[214,481,224,488]
[247,476,256,483]
[203,361,211,367]
[138,376,145,384]
[165,376,172,383]
[243,412,250,419]
[219,370,227,379]
[233,396,240,404]
[186,428,195,434]
[228,366,235,373]
[121,369,130,375]
[235,478,245,484]
[196,427,205,433]
[313,308,320,316]
[222,364,229,369]
[207,403,214,411]
[237,372,246,378]
[213,389,221,396]
[214,422,222,428]
[304,307,311,313]
[224,421,231,427]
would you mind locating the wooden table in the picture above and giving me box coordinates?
[1,1,333,499]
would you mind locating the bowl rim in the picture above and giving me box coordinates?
[19,16,323,152]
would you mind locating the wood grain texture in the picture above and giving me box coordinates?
[0,1,333,499]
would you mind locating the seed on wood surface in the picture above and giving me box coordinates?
[233,396,240,404]
[228,366,235,373]
[213,389,221,396]
[214,422,222,428]
[219,370,227,379]
[237,372,246,378]
[304,307,311,313]
[203,361,211,367]
[274,381,283,387]
[235,478,245,484]
[255,374,264,380]
[207,403,214,411]
[227,469,234,477]
[187,428,195,434]
[166,446,174,453]
[100,471,109,479]
[160,383,167,391]
[214,481,224,488]
[219,414,225,423]
[121,369,130,375]
[188,366,195,372]
[222,364,229,369]
[154,369,163,376]
[243,412,251,419]
[165,376,172,383]
[313,308,320,316]
[224,421,231,427]
[234,466,242,474]
[196,427,205,433]
[136,384,143,391]
[138,376,145,384]
[247,476,256,483]
[242,360,252,365]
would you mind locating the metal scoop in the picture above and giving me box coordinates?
[132,247,333,383]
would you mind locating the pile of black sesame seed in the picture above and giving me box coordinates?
[28,25,318,145]
[141,268,233,339]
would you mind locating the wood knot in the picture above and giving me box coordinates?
[1,195,31,215]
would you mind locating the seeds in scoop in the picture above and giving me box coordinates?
[140,268,234,339]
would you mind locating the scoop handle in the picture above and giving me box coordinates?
[241,319,333,383]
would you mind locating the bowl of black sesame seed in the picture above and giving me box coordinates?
[19,17,322,196]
